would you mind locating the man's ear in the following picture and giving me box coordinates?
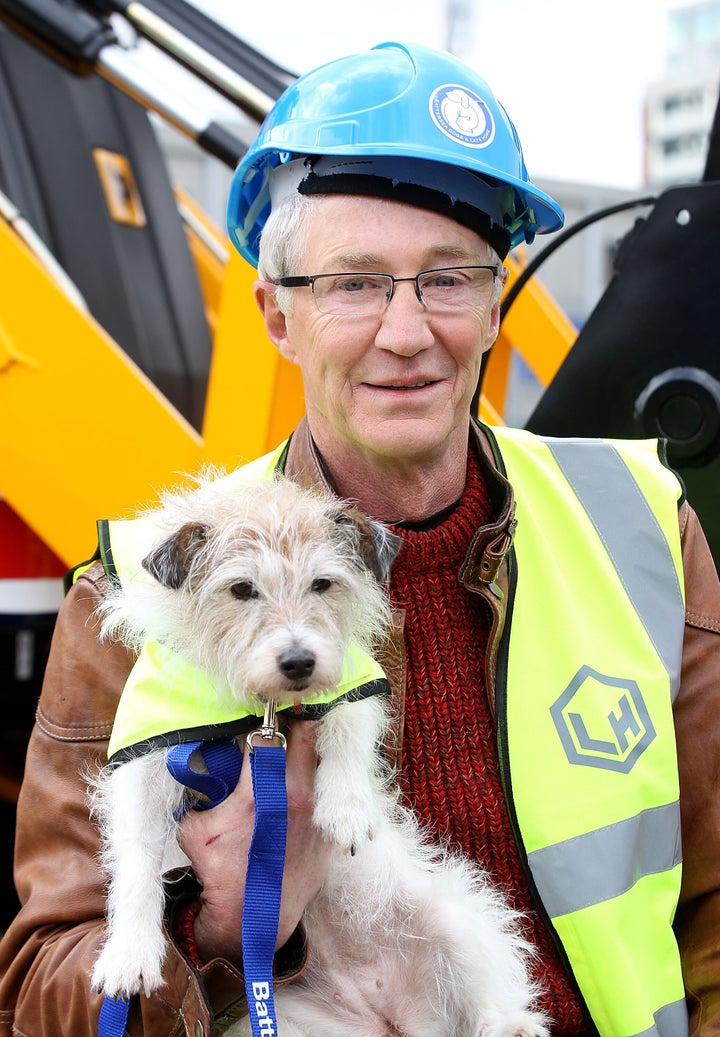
[484,266,509,350]
[253,280,297,363]
[485,301,501,350]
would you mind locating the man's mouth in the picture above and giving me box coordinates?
[374,380,436,390]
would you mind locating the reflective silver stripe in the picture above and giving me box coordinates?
[634,998,689,1037]
[527,801,681,918]
[544,439,685,700]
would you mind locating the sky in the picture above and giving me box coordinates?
[190,0,683,190]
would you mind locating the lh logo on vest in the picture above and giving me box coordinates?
[550,665,656,773]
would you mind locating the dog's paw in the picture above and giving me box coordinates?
[313,811,373,851]
[480,1011,550,1037]
[91,933,165,999]
[312,797,379,851]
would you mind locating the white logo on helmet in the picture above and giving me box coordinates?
[429,84,495,149]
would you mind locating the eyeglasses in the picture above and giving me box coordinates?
[273,266,500,317]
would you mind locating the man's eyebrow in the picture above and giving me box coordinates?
[325,252,384,270]
[428,243,490,264]
[324,244,490,270]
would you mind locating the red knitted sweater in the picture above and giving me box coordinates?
[388,446,589,1035]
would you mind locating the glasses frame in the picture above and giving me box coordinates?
[273,265,501,316]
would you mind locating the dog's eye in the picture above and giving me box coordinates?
[231,581,258,600]
[311,578,332,594]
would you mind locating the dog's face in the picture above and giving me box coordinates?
[133,478,399,707]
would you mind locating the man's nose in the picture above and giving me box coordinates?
[375,279,434,354]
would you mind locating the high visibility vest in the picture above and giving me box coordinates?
[94,443,387,762]
[90,424,690,1033]
[487,425,688,1037]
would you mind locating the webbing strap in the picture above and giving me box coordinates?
[98,992,129,1037]
[242,744,288,1037]
[166,738,243,815]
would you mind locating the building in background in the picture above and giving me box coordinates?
[644,0,720,187]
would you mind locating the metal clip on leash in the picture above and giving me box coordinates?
[247,698,287,751]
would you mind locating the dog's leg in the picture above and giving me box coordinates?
[413,864,550,1037]
[312,696,388,851]
[90,751,186,998]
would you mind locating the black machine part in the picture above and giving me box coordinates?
[634,366,720,464]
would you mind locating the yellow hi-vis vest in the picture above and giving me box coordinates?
[95,443,388,762]
[487,425,688,1037]
[89,424,688,1033]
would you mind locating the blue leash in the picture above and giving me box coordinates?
[99,714,286,1037]
[242,723,288,1037]
[166,737,244,817]
[98,991,131,1037]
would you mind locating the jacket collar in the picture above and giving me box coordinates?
[462,421,517,591]
[283,416,335,493]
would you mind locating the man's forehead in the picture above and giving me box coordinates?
[301,194,495,267]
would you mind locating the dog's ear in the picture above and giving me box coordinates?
[332,509,402,583]
[142,522,209,590]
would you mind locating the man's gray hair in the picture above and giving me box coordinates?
[257,192,320,315]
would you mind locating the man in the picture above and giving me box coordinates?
[1,40,719,1037]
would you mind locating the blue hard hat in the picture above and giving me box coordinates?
[227,40,564,267]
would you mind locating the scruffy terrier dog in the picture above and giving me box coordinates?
[89,474,548,1037]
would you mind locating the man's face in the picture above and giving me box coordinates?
[256,195,502,471]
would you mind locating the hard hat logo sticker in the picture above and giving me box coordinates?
[429,85,495,148]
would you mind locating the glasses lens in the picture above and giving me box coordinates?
[312,273,393,316]
[418,267,496,310]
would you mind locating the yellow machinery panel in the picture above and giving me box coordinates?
[1,217,202,563]
[0,214,307,566]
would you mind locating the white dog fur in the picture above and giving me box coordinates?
[88,473,549,1037]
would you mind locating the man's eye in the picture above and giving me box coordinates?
[311,578,332,594]
[336,277,374,293]
[231,581,258,600]
[427,273,461,287]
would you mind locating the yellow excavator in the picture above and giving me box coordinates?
[1,0,719,923]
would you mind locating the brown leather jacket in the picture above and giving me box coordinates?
[2,419,720,1037]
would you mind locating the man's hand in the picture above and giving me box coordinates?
[179,719,332,966]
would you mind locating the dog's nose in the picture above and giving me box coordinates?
[278,650,316,682]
